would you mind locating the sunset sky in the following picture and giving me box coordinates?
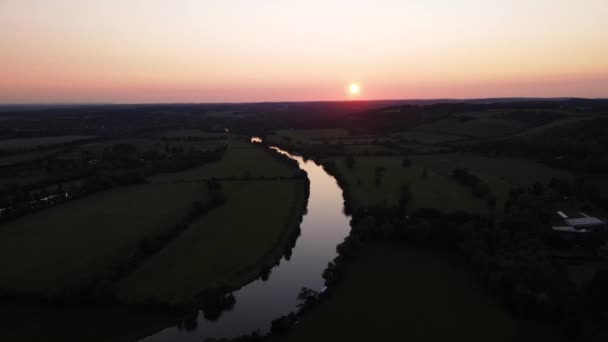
[1,0,607,103]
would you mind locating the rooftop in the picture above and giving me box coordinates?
[565,217,605,227]
[552,226,589,233]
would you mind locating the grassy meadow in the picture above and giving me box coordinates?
[273,128,351,140]
[162,129,227,139]
[415,118,526,138]
[391,130,463,144]
[0,149,62,166]
[151,142,297,181]
[274,244,563,342]
[321,150,573,215]
[328,156,488,214]
[412,154,572,209]
[0,300,173,342]
[0,137,306,302]
[117,180,306,305]
[0,182,211,297]
[0,136,96,152]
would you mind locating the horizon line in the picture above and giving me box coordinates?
[1,96,605,107]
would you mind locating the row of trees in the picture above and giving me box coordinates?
[167,155,311,321]
[467,118,608,174]
[452,168,491,199]
[339,197,605,339]
[0,144,228,223]
[0,136,100,158]
[268,138,445,161]
[160,135,228,142]
[0,181,229,308]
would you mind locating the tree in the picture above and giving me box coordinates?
[587,270,608,312]
[532,181,545,196]
[398,184,412,210]
[111,143,137,161]
[374,166,386,187]
[486,195,497,209]
[345,157,356,169]
[297,287,319,311]
[270,313,296,335]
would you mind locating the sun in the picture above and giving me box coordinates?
[348,83,360,96]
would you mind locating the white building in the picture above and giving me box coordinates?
[552,212,606,236]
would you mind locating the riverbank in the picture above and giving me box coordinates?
[271,243,564,342]
[251,132,570,342]
[0,141,314,342]
[138,141,352,341]
[115,147,311,308]
[0,177,311,342]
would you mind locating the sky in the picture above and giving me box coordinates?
[1,0,607,103]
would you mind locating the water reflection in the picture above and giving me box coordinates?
[140,138,351,341]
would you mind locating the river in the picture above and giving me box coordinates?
[140,138,351,341]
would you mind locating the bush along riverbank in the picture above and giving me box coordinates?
[184,176,310,316]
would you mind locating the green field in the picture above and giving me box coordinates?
[0,172,46,188]
[79,138,160,155]
[510,117,592,138]
[274,244,562,342]
[328,156,488,213]
[273,128,350,140]
[0,140,303,301]
[412,154,572,209]
[117,180,305,305]
[0,149,61,166]
[0,300,172,342]
[416,118,525,138]
[162,129,226,138]
[342,144,397,154]
[152,142,297,181]
[77,138,226,159]
[0,136,95,151]
[326,153,572,214]
[0,183,211,297]
[391,130,463,144]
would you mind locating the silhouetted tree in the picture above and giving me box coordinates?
[345,157,355,169]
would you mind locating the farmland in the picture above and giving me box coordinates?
[151,141,298,181]
[0,99,606,341]
[0,148,62,166]
[273,244,563,342]
[117,180,307,305]
[0,136,307,305]
[259,109,608,341]
[0,182,212,297]
[0,135,96,152]
[0,299,172,342]
[415,118,526,138]
[390,130,462,144]
[266,125,579,215]
[0,128,311,340]
[326,155,488,213]
[411,154,573,210]
[162,129,227,139]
